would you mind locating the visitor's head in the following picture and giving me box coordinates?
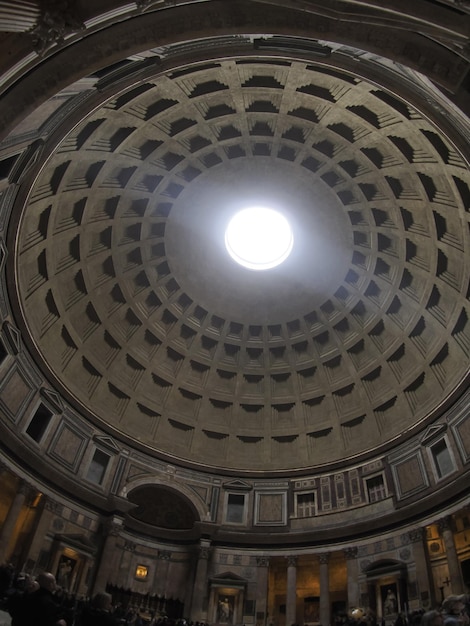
[421,610,444,626]
[442,597,469,626]
[91,592,113,612]
[36,572,57,593]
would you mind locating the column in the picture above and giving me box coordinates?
[438,517,465,594]
[319,553,330,626]
[286,556,297,626]
[190,538,211,622]
[0,480,28,563]
[256,556,270,626]
[156,550,172,597]
[93,516,123,593]
[408,528,434,609]
[76,556,92,597]
[344,548,359,610]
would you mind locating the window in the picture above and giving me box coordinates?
[0,340,8,364]
[226,493,245,524]
[366,474,386,502]
[86,449,110,485]
[26,404,53,442]
[296,491,316,518]
[431,438,454,478]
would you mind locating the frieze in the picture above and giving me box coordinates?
[343,547,358,560]
[437,516,453,533]
[45,499,64,515]
[407,528,425,543]
[399,548,411,561]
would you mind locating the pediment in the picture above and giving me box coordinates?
[210,571,248,587]
[222,479,252,491]
[55,533,97,552]
[420,423,447,445]
[93,434,120,453]
[40,387,63,413]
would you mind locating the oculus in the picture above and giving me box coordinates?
[225,206,294,270]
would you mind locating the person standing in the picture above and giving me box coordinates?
[22,572,68,626]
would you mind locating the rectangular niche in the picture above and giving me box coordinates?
[48,420,88,471]
[254,491,287,526]
[0,364,35,421]
[391,452,429,499]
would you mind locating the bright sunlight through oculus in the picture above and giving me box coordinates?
[225,207,294,271]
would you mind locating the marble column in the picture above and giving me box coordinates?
[77,556,92,596]
[190,539,211,622]
[0,480,28,563]
[408,528,434,609]
[319,553,330,626]
[93,516,123,593]
[256,556,270,626]
[156,550,172,597]
[438,517,465,594]
[286,555,297,626]
[344,548,359,610]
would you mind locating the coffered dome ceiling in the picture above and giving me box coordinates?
[5,1,470,475]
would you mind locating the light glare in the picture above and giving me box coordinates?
[225,207,293,270]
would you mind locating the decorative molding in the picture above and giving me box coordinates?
[420,424,447,445]
[343,547,358,560]
[286,555,297,567]
[40,387,63,413]
[2,321,21,354]
[30,1,84,55]
[408,528,425,543]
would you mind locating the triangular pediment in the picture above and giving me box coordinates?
[216,571,246,581]
[2,321,21,354]
[40,387,63,413]
[420,423,447,445]
[93,434,120,453]
[54,533,97,553]
[222,479,252,491]
[210,571,248,587]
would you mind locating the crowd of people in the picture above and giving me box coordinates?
[342,594,470,626]
[0,563,469,626]
[0,564,199,626]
